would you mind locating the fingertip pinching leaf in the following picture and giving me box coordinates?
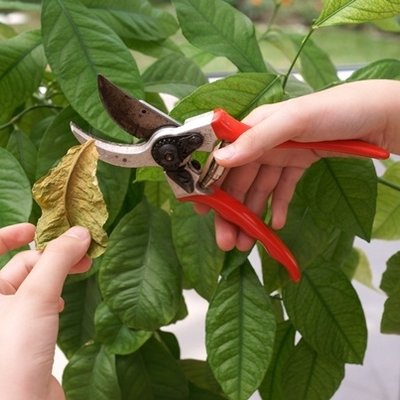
[33,140,108,258]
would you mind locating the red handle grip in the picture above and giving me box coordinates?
[181,186,301,282]
[211,109,389,159]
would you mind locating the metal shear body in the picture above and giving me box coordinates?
[70,76,390,283]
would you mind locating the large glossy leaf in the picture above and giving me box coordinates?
[99,200,182,331]
[171,202,224,300]
[33,140,109,258]
[284,265,367,364]
[347,59,400,81]
[143,53,208,98]
[180,359,222,395]
[0,30,45,120]
[314,0,400,28]
[380,252,400,333]
[373,162,400,240]
[172,0,266,72]
[35,106,86,179]
[81,0,178,42]
[290,34,338,90]
[95,302,152,355]
[41,0,143,141]
[0,148,32,267]
[261,178,355,292]
[116,336,189,399]
[259,321,296,400]
[0,147,32,227]
[6,130,37,184]
[63,342,121,400]
[58,276,101,358]
[206,262,276,400]
[171,73,283,121]
[96,161,131,229]
[303,158,377,240]
[281,339,345,400]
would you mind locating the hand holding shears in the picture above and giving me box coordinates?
[70,76,389,282]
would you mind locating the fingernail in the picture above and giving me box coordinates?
[64,226,90,240]
[214,145,236,161]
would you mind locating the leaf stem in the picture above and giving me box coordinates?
[0,104,61,131]
[282,27,315,90]
[378,177,400,193]
[264,1,282,35]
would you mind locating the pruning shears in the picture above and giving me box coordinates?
[70,75,390,283]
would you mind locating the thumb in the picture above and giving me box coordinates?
[19,226,91,302]
[213,131,264,167]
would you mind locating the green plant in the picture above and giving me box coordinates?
[1,0,400,399]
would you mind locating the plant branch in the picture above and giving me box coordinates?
[378,177,400,193]
[0,104,62,131]
[282,27,315,90]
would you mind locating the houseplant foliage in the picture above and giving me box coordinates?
[1,0,400,398]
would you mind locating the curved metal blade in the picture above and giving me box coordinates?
[70,122,157,168]
[97,75,179,139]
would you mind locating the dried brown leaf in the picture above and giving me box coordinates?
[33,140,108,258]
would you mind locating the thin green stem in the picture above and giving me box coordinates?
[378,177,400,193]
[0,104,61,131]
[282,27,315,90]
[263,1,282,36]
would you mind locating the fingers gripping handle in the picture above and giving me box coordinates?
[211,109,389,159]
[181,186,301,282]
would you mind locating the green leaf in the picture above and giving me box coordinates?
[290,34,338,90]
[143,54,208,98]
[172,0,266,72]
[143,180,175,211]
[0,30,46,120]
[95,302,152,355]
[99,200,182,331]
[373,162,400,240]
[6,130,37,184]
[381,251,400,296]
[380,252,400,333]
[284,265,367,364]
[0,22,16,39]
[171,73,283,121]
[0,1,41,11]
[180,359,223,395]
[35,106,86,179]
[259,321,296,400]
[188,383,228,400]
[281,339,345,400]
[63,342,121,400]
[171,202,224,300]
[206,262,276,400]
[97,161,131,229]
[58,276,101,358]
[314,0,400,28]
[347,59,400,81]
[0,147,32,227]
[303,158,377,241]
[341,247,375,289]
[373,16,400,32]
[81,0,178,42]
[381,290,400,334]
[41,0,143,141]
[116,336,189,399]
[261,179,355,292]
